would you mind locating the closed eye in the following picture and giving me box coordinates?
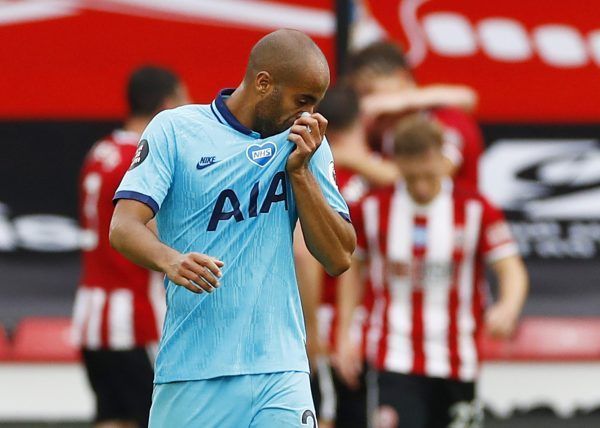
[297,95,317,108]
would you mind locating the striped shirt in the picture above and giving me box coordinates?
[353,180,517,381]
[72,130,165,350]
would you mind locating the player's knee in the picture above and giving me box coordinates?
[374,405,399,428]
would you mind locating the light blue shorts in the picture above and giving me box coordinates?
[149,371,317,428]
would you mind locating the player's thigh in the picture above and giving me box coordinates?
[149,376,253,428]
[376,371,433,428]
[430,379,482,428]
[250,371,317,428]
[82,349,130,423]
[113,347,154,427]
[309,370,321,420]
[311,357,337,424]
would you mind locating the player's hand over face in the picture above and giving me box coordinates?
[485,302,519,339]
[286,113,327,173]
[165,252,224,294]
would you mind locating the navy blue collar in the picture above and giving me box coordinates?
[213,88,261,138]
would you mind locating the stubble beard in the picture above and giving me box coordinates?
[254,89,286,137]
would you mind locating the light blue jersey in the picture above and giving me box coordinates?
[115,89,349,384]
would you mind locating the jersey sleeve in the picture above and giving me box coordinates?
[108,142,139,193]
[308,137,351,222]
[435,108,483,167]
[113,111,176,215]
[479,197,519,264]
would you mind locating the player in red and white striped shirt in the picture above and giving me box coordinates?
[348,41,483,193]
[295,84,398,428]
[337,115,528,428]
[71,66,188,428]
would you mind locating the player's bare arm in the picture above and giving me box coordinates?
[361,85,477,121]
[110,199,224,294]
[287,113,356,276]
[486,254,529,338]
[333,147,400,187]
[294,223,325,365]
[332,255,365,388]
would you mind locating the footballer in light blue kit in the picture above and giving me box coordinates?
[111,30,356,427]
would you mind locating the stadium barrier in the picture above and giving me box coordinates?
[0,317,599,421]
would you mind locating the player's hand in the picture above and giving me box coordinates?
[165,252,225,294]
[485,302,519,339]
[306,333,325,372]
[331,336,362,389]
[286,113,327,173]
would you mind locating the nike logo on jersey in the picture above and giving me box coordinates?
[196,156,219,170]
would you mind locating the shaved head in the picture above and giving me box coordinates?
[245,29,330,87]
[235,29,330,137]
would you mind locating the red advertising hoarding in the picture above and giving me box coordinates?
[365,0,600,123]
[0,0,334,119]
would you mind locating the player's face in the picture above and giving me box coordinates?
[396,148,445,205]
[254,72,328,137]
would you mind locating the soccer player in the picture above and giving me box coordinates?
[72,66,189,428]
[337,114,528,428]
[109,29,356,427]
[298,84,398,428]
[347,41,483,192]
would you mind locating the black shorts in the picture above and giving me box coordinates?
[310,357,368,428]
[332,362,369,428]
[377,371,483,428]
[82,347,154,426]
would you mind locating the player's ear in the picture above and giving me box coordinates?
[255,71,272,96]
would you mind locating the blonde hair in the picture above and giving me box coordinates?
[393,113,443,157]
